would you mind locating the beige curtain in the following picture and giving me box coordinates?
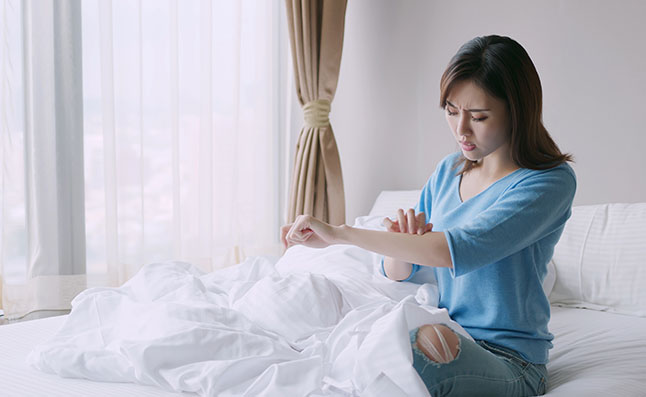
[285,0,347,225]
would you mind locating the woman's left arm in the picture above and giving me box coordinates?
[284,215,452,269]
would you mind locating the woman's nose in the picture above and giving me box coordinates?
[457,113,472,136]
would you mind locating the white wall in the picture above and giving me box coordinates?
[327,0,646,223]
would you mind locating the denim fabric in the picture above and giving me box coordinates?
[410,326,548,397]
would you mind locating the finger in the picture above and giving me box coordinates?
[425,222,434,233]
[397,209,407,235]
[416,212,425,235]
[407,208,416,234]
[282,226,290,249]
[285,224,295,242]
[289,227,309,242]
[384,217,401,233]
[286,218,304,242]
[280,224,291,249]
[287,233,306,246]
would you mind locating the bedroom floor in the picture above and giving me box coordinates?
[0,310,70,326]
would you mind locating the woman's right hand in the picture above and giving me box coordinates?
[383,208,433,235]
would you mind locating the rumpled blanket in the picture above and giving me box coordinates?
[28,231,470,396]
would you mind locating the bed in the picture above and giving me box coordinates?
[1,191,645,396]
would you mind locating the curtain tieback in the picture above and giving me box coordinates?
[303,99,331,128]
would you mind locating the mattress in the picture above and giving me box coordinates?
[544,306,646,396]
[2,214,644,396]
[2,304,645,396]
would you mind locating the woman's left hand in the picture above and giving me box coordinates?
[285,215,339,249]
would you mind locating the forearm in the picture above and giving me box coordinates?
[383,256,414,280]
[335,225,452,268]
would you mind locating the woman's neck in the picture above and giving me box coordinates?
[473,145,518,180]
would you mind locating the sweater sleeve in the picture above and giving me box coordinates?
[444,167,576,277]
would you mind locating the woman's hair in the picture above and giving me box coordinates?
[439,35,573,175]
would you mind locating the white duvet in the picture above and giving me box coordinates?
[28,218,470,397]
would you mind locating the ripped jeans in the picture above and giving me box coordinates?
[410,326,548,396]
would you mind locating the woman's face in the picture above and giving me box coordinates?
[444,79,511,164]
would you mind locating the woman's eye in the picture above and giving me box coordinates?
[446,109,486,122]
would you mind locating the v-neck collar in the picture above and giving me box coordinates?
[456,168,525,204]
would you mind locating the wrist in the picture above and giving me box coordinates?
[333,224,352,245]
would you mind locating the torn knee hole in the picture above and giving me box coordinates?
[416,324,460,364]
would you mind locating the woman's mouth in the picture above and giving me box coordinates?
[461,142,476,151]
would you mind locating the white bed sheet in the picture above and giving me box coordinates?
[6,301,645,396]
[3,216,644,396]
[0,314,193,397]
[3,283,646,396]
[544,306,646,396]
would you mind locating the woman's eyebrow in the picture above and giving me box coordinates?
[446,100,490,112]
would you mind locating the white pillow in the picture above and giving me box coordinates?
[548,203,646,317]
[368,190,421,218]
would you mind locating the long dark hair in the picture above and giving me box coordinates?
[439,35,573,175]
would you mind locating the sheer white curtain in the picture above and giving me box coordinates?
[1,0,289,319]
[1,0,87,320]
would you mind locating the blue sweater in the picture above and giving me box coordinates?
[380,152,576,364]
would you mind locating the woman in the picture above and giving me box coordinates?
[281,35,575,396]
